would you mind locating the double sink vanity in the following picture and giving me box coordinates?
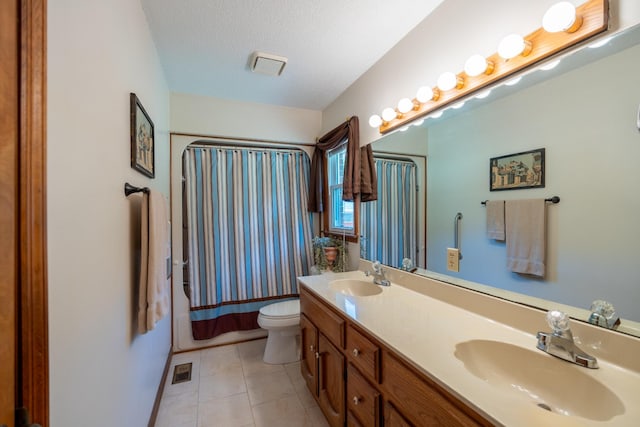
[298,263,640,426]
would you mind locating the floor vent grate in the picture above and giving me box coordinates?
[171,362,192,384]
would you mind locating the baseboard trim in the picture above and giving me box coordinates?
[148,348,173,427]
[172,335,266,355]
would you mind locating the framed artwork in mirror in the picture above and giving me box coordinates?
[130,93,155,178]
[490,148,544,191]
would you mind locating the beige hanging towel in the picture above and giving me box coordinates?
[486,200,505,241]
[138,190,171,333]
[505,199,546,277]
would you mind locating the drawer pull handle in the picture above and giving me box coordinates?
[352,348,360,357]
[353,396,361,405]
[309,344,315,352]
[315,352,320,359]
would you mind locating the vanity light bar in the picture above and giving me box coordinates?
[374,0,608,134]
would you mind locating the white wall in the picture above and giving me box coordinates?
[169,95,322,351]
[427,42,640,321]
[322,0,640,146]
[48,0,170,426]
[171,92,322,144]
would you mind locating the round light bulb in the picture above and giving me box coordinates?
[416,86,434,103]
[464,54,490,77]
[505,76,522,86]
[397,98,414,114]
[589,37,612,49]
[368,114,383,128]
[475,89,491,99]
[437,72,459,91]
[543,2,579,33]
[498,34,530,59]
[540,59,561,71]
[381,107,397,122]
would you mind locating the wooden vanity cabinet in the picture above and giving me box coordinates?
[300,289,346,427]
[300,285,491,427]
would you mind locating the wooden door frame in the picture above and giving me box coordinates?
[0,0,19,424]
[19,0,49,425]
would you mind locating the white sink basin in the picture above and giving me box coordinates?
[454,340,624,421]
[329,279,382,297]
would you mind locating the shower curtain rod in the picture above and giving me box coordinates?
[373,154,417,164]
[187,141,306,153]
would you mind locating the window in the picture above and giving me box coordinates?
[325,143,358,239]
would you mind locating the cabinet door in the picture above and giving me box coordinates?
[318,333,346,427]
[300,314,318,396]
[384,401,413,427]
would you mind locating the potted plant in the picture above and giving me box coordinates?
[312,235,347,272]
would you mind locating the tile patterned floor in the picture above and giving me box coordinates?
[155,338,330,427]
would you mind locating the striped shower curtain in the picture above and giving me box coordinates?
[183,145,314,340]
[360,157,417,269]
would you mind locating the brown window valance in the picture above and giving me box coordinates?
[308,116,377,212]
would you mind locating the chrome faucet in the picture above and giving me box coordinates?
[588,300,620,330]
[536,310,598,369]
[365,261,390,286]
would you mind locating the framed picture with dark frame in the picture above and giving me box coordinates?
[130,93,155,178]
[490,148,545,191]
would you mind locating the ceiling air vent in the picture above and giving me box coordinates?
[250,51,287,76]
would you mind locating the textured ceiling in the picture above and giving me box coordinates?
[140,0,445,110]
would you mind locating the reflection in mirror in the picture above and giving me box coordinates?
[362,24,640,337]
[360,127,427,270]
[360,156,417,269]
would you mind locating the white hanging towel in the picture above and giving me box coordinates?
[505,199,546,277]
[486,200,505,240]
[138,190,171,333]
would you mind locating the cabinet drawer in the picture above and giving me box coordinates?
[301,287,345,349]
[347,364,380,427]
[383,351,483,427]
[347,324,380,383]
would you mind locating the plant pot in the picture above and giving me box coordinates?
[323,246,338,270]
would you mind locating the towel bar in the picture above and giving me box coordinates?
[481,196,560,206]
[124,182,150,196]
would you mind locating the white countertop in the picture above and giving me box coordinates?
[298,270,640,427]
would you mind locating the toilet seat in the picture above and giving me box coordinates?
[258,299,300,320]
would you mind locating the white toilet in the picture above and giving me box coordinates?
[257,299,301,364]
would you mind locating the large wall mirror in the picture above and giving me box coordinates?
[362,23,640,337]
